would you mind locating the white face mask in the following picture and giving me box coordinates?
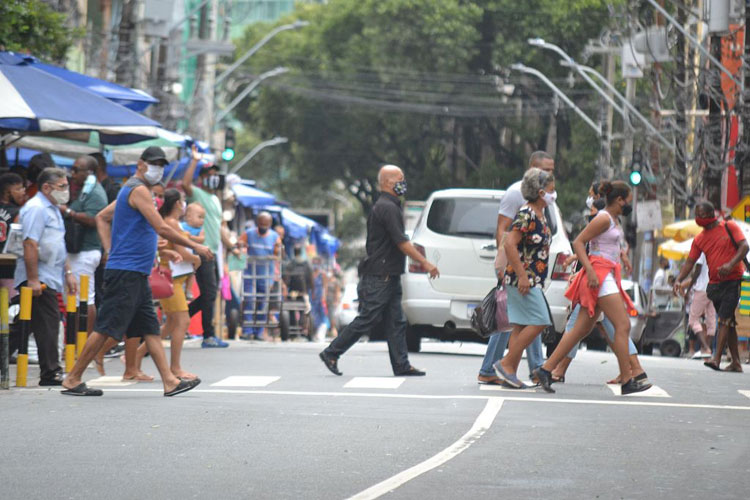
[144,164,164,185]
[542,190,557,206]
[585,196,594,209]
[50,188,69,205]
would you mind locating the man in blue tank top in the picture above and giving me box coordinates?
[62,147,214,397]
[239,211,281,340]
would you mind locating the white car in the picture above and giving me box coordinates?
[402,188,572,352]
[335,283,359,330]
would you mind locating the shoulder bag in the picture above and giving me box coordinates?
[149,265,174,299]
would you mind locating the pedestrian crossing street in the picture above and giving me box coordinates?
[79,374,750,401]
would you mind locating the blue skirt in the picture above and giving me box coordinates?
[506,285,552,327]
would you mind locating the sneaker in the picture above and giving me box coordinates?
[532,367,555,393]
[103,343,125,358]
[201,336,229,348]
[621,378,652,395]
[492,361,527,389]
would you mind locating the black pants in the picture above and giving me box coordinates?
[9,287,61,381]
[323,274,410,374]
[188,257,218,339]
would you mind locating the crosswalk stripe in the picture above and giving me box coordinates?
[479,382,537,393]
[86,376,135,387]
[739,390,750,399]
[344,377,405,389]
[211,376,280,387]
[606,383,670,397]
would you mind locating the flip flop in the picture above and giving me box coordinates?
[703,361,721,371]
[61,383,103,397]
[551,375,565,384]
[122,373,155,382]
[164,377,201,397]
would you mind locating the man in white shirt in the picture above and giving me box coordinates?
[651,257,672,310]
[680,253,715,357]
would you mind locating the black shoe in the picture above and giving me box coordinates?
[39,375,64,386]
[395,366,426,376]
[532,367,555,393]
[319,351,342,376]
[635,372,649,383]
[621,378,652,395]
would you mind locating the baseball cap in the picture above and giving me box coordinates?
[140,146,168,166]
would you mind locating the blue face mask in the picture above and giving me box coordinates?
[82,175,96,196]
[394,180,407,196]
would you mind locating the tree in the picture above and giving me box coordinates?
[230,0,622,217]
[0,0,82,62]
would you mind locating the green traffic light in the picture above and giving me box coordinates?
[629,170,642,186]
[221,149,235,161]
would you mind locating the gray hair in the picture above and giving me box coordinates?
[37,167,68,188]
[521,167,555,202]
[528,151,553,169]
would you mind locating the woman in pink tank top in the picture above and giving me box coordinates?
[534,181,652,396]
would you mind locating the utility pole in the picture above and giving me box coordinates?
[740,1,750,197]
[189,0,218,143]
[673,0,689,217]
[706,34,724,209]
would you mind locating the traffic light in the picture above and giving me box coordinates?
[222,127,236,161]
[629,150,643,186]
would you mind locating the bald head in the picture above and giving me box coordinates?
[378,164,405,194]
[256,211,273,234]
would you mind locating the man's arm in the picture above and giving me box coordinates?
[129,185,213,259]
[397,241,439,278]
[22,239,42,296]
[495,214,512,249]
[95,201,116,254]
[181,145,202,198]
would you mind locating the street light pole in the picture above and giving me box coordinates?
[215,67,288,124]
[215,21,309,88]
[229,137,289,175]
[510,63,601,136]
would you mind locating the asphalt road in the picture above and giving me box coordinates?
[1,339,749,499]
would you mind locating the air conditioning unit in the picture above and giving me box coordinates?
[622,39,647,78]
[705,0,730,35]
[144,0,177,38]
[632,27,672,63]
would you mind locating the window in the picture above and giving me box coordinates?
[426,198,501,238]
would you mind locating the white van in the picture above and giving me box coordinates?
[402,188,572,352]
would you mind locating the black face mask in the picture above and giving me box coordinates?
[622,203,633,217]
[258,227,269,235]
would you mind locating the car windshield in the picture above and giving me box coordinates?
[426,198,500,238]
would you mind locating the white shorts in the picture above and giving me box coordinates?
[598,272,619,297]
[67,249,101,304]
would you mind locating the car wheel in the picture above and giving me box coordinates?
[660,339,681,357]
[227,308,240,340]
[279,311,290,342]
[406,325,422,353]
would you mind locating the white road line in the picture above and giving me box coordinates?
[347,397,504,500]
[479,383,537,394]
[86,376,135,387]
[606,384,670,398]
[739,390,750,399]
[211,376,280,387]
[16,387,750,411]
[344,377,405,389]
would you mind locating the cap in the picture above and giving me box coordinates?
[140,146,168,166]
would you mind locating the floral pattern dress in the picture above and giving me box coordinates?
[504,205,551,289]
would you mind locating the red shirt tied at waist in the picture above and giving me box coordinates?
[565,255,636,319]
[688,220,746,283]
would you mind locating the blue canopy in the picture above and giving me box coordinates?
[232,183,276,208]
[312,226,341,256]
[0,51,160,144]
[4,147,74,168]
[31,58,158,112]
[281,208,319,240]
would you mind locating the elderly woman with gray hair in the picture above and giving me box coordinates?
[492,167,556,388]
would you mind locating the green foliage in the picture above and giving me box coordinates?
[229,0,621,220]
[0,0,82,62]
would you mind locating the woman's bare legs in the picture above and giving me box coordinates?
[499,324,546,376]
[164,311,196,379]
[596,294,633,383]
[542,309,598,372]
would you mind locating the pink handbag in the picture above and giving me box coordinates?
[495,287,511,332]
[149,266,174,299]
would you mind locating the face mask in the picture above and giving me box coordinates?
[144,164,163,185]
[394,180,407,196]
[82,175,96,196]
[258,227,269,235]
[542,190,557,206]
[50,188,69,205]
[585,196,594,209]
[696,216,717,227]
[621,203,633,217]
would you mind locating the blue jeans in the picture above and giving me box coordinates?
[478,330,544,377]
[564,304,637,358]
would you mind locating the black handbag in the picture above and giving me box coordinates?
[471,287,498,338]
[64,218,85,254]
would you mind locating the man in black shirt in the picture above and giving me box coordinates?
[319,165,439,376]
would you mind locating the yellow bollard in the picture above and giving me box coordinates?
[1,288,9,389]
[65,295,77,373]
[16,286,32,387]
[76,275,89,358]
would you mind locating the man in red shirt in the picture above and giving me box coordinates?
[674,201,748,372]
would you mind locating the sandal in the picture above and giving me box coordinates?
[61,383,103,397]
[703,361,721,371]
[164,378,201,397]
[722,364,743,373]
[551,375,565,384]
